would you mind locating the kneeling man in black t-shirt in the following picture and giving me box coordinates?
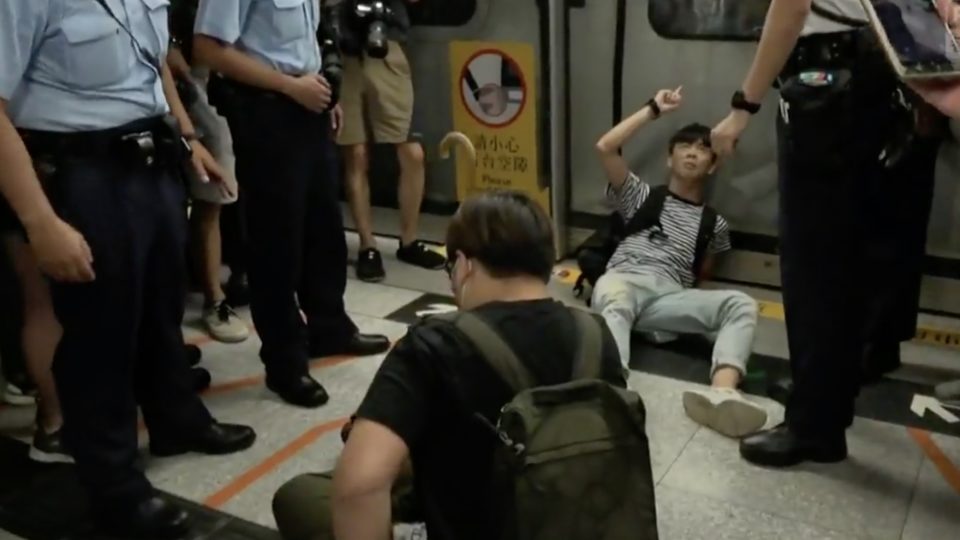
[272,191,625,540]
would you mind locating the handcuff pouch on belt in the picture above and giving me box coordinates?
[159,114,199,186]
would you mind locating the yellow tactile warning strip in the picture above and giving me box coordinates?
[549,266,960,352]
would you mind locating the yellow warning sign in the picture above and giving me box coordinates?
[449,41,548,213]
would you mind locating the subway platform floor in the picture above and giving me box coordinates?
[1,232,959,540]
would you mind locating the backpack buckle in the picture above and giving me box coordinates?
[474,413,525,456]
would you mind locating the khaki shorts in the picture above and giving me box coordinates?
[337,41,415,146]
[186,72,239,205]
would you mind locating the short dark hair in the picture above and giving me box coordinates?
[446,190,555,283]
[668,123,714,156]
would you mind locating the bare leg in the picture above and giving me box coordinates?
[190,201,227,305]
[711,366,741,389]
[396,142,425,247]
[6,237,62,432]
[343,144,376,250]
[191,201,248,343]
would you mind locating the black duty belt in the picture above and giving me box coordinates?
[19,116,177,161]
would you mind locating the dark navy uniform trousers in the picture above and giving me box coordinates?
[220,84,357,383]
[28,120,212,507]
[777,33,940,437]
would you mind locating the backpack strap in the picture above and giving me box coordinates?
[570,309,604,380]
[622,185,669,237]
[692,206,718,282]
[449,312,535,394]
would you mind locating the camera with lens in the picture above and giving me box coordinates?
[349,0,397,59]
[319,3,345,110]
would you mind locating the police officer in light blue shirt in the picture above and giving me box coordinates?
[194,0,389,409]
[0,1,255,537]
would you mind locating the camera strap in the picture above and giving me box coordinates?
[92,0,164,74]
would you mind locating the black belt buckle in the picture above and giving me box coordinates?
[120,130,158,166]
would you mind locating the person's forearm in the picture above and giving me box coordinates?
[596,106,657,154]
[193,36,293,94]
[161,62,197,137]
[740,0,812,103]
[331,489,393,540]
[168,46,192,80]
[0,103,57,229]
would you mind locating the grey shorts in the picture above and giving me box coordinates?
[186,73,238,205]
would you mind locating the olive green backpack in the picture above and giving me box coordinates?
[439,309,659,540]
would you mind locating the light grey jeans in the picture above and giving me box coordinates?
[592,271,758,375]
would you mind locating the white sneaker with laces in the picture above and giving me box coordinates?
[682,387,768,438]
[203,301,250,343]
[3,382,36,406]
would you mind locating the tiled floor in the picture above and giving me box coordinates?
[2,232,960,539]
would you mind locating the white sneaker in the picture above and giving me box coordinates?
[935,380,960,408]
[682,387,768,438]
[3,382,36,406]
[203,301,250,343]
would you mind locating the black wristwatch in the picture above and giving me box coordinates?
[731,90,761,114]
[646,97,661,118]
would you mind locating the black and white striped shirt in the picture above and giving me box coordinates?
[605,173,731,288]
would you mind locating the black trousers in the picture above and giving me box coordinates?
[221,185,248,276]
[0,199,26,388]
[43,148,212,507]
[224,90,356,382]
[0,237,26,388]
[777,50,938,436]
[861,134,939,344]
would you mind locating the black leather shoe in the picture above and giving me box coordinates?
[861,341,901,385]
[267,374,330,408]
[767,377,793,406]
[97,496,190,539]
[740,423,847,468]
[184,344,202,367]
[311,333,390,358]
[150,423,256,457]
[191,367,212,393]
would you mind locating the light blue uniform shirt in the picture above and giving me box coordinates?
[194,0,322,76]
[0,0,171,132]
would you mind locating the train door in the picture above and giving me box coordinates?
[568,0,782,282]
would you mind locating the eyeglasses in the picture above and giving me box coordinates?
[444,258,456,278]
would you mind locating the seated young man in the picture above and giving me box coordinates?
[593,87,767,438]
[271,190,625,539]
